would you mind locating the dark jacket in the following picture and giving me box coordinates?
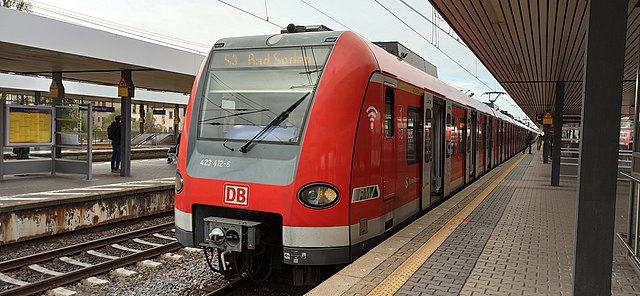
[525,133,533,145]
[108,122,121,143]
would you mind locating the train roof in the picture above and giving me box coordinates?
[212,31,535,131]
[213,30,342,50]
[364,39,485,113]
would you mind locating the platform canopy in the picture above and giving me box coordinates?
[0,7,205,94]
[428,0,640,119]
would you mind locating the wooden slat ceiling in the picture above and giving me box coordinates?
[429,0,640,121]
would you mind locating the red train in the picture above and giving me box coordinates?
[174,25,534,283]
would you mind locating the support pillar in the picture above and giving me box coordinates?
[139,104,145,134]
[119,70,134,177]
[173,104,180,144]
[0,93,5,180]
[34,91,41,105]
[543,123,551,163]
[551,82,564,186]
[573,0,627,295]
[52,72,64,159]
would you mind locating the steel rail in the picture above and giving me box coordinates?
[203,278,244,296]
[0,222,174,272]
[0,241,182,296]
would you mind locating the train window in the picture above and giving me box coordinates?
[407,107,421,164]
[197,46,332,144]
[424,109,432,162]
[385,88,395,139]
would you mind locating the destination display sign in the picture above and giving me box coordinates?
[6,105,53,146]
[211,47,330,68]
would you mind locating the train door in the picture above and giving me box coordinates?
[421,93,432,210]
[430,98,445,205]
[485,116,493,170]
[468,111,477,181]
[477,114,485,175]
[450,104,466,191]
[382,86,397,205]
[444,101,453,196]
[498,121,504,163]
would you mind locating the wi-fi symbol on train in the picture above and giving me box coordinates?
[366,106,378,130]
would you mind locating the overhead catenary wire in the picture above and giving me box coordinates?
[373,0,495,91]
[218,0,282,28]
[296,0,529,123]
[395,0,468,49]
[298,0,355,32]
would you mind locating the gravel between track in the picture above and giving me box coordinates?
[67,248,225,296]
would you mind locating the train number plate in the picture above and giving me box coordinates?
[224,184,249,206]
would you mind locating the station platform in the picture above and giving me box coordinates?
[309,150,640,295]
[0,158,176,244]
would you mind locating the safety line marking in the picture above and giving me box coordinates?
[367,154,526,296]
[0,177,172,199]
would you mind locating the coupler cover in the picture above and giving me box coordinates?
[202,217,261,253]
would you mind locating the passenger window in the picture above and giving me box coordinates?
[424,109,432,162]
[384,88,394,139]
[407,107,421,164]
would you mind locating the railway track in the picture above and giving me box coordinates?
[202,278,244,296]
[0,222,181,296]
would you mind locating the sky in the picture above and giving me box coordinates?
[30,0,533,126]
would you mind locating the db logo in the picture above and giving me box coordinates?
[224,184,249,206]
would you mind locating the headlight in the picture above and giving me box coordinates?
[175,171,184,193]
[298,184,339,209]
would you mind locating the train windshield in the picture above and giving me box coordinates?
[198,46,332,145]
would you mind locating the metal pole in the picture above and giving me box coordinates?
[120,70,134,177]
[139,104,145,134]
[543,123,551,163]
[174,104,180,144]
[551,82,564,186]
[573,0,627,294]
[87,103,93,180]
[0,93,5,180]
[34,91,41,105]
[630,50,640,266]
[52,72,65,174]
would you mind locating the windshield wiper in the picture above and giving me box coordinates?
[199,108,269,123]
[239,92,310,153]
[298,69,323,74]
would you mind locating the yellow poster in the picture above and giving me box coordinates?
[7,106,53,145]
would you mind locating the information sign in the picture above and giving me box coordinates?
[93,106,116,113]
[118,78,129,97]
[49,81,59,99]
[536,114,543,123]
[543,112,553,125]
[5,105,54,146]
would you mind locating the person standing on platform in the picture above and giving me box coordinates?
[536,134,542,151]
[107,116,122,173]
[523,131,533,154]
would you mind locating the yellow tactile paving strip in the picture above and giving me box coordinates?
[367,154,526,296]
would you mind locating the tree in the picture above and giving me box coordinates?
[143,108,162,132]
[2,0,32,12]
